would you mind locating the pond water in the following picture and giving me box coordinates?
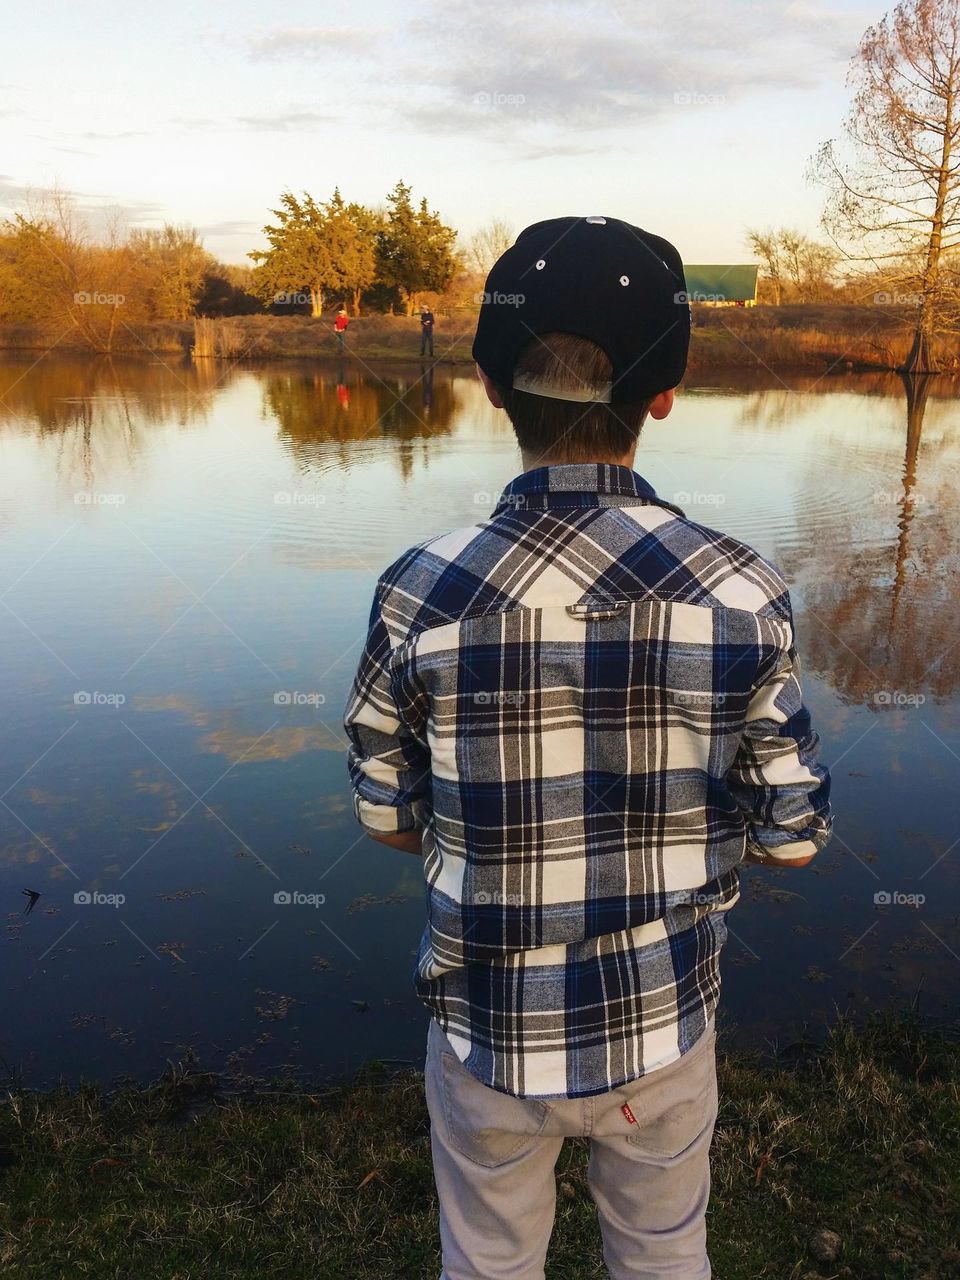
[0,353,958,1087]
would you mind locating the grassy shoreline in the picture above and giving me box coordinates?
[1,1010,957,1279]
[1,304,957,374]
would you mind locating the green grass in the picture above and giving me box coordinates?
[1,1012,958,1279]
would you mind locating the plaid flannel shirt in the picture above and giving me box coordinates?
[343,464,832,1098]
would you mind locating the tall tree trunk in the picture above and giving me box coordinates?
[903,82,954,374]
[904,319,934,375]
[352,287,361,317]
[310,287,324,319]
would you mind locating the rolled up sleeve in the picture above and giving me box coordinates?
[343,585,431,834]
[727,613,832,864]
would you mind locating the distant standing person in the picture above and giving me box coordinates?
[334,305,349,354]
[419,306,434,358]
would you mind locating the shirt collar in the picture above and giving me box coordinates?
[494,463,678,515]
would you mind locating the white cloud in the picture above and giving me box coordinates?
[371,0,862,141]
[247,26,379,60]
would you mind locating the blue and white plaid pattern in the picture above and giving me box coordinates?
[344,464,831,1098]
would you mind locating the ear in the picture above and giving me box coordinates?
[476,364,504,409]
[646,387,675,421]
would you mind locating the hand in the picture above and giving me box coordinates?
[744,846,815,868]
[366,828,423,856]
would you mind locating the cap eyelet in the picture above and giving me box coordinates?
[619,275,630,286]
[535,258,546,270]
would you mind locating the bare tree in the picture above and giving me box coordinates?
[467,219,514,275]
[745,228,783,304]
[812,0,960,371]
[779,230,807,299]
[746,227,838,302]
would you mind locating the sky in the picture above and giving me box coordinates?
[1,0,880,266]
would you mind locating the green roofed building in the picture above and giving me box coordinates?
[683,264,759,306]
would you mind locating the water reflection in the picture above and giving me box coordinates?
[263,361,459,451]
[0,354,958,1084]
[774,374,960,707]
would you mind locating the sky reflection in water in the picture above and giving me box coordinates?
[0,354,957,1085]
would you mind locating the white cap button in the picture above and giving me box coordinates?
[585,215,606,224]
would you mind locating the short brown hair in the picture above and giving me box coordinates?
[496,332,651,463]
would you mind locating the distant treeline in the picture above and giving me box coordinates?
[0,182,493,353]
[2,184,958,356]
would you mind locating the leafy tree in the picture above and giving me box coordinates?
[376,181,458,314]
[0,193,148,351]
[0,215,64,323]
[326,190,378,316]
[249,191,345,317]
[128,224,212,321]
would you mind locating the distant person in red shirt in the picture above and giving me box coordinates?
[419,306,434,357]
[334,305,349,354]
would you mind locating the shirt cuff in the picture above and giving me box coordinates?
[352,791,420,834]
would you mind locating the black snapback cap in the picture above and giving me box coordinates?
[472,215,690,404]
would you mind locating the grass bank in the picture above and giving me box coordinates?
[0,1011,957,1279]
[0,304,957,372]
[690,302,960,373]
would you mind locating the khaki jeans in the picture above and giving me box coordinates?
[424,1016,718,1280]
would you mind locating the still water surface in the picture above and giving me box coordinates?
[0,354,958,1085]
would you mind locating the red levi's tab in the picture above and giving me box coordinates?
[621,1103,637,1125]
